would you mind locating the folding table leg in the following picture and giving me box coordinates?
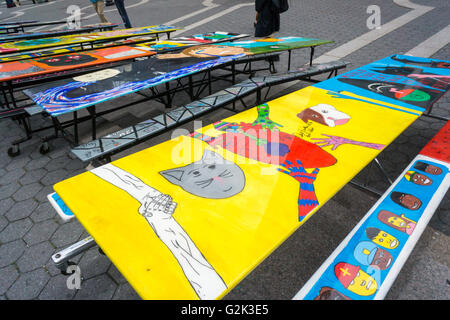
[87,105,97,140]
[309,47,315,66]
[73,111,79,145]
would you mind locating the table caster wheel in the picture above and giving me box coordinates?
[39,142,50,155]
[7,145,20,157]
[61,261,77,276]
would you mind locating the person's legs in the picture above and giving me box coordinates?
[255,6,272,37]
[273,11,280,32]
[94,1,110,24]
[115,0,132,28]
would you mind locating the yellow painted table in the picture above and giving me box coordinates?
[54,82,421,299]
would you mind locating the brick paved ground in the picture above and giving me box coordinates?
[0,0,448,300]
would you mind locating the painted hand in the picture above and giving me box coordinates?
[311,134,346,151]
[139,194,177,219]
[312,134,385,151]
[278,160,319,183]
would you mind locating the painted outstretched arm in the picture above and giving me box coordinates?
[312,134,385,151]
[90,164,227,300]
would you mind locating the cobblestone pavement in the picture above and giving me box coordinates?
[0,0,448,300]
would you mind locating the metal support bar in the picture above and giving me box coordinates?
[52,236,97,273]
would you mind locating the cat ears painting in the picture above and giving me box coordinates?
[160,149,245,199]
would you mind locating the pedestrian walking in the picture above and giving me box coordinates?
[254,0,280,37]
[91,0,110,24]
[255,0,289,37]
[115,0,133,29]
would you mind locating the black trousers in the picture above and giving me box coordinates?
[115,0,132,29]
[255,0,280,37]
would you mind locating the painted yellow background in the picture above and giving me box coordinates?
[54,86,420,299]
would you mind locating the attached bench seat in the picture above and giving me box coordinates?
[293,120,450,300]
[71,60,348,163]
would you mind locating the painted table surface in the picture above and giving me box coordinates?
[0,32,247,83]
[23,37,333,116]
[295,121,450,300]
[419,120,450,162]
[0,25,179,54]
[0,36,157,63]
[0,45,156,82]
[0,31,247,63]
[0,24,119,43]
[313,54,450,113]
[0,20,67,30]
[51,55,448,299]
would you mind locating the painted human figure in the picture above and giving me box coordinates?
[365,227,399,249]
[414,161,443,175]
[90,163,227,300]
[404,170,433,186]
[314,287,351,300]
[353,241,393,270]
[377,210,416,235]
[390,191,422,210]
[188,103,385,220]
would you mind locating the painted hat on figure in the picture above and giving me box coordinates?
[404,170,416,181]
[334,262,360,288]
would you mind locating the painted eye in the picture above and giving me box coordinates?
[192,171,200,176]
[208,165,216,169]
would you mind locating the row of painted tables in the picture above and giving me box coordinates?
[1,19,448,300]
[49,54,449,299]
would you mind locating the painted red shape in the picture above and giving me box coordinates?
[419,120,450,163]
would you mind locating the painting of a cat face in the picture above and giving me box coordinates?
[160,149,245,199]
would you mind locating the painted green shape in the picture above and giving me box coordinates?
[252,103,282,130]
[219,37,334,55]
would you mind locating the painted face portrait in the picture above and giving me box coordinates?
[297,104,350,127]
[366,227,399,249]
[37,54,97,67]
[390,191,422,210]
[334,262,377,296]
[353,241,393,270]
[414,161,443,175]
[377,210,416,235]
[404,170,433,185]
[315,287,351,300]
